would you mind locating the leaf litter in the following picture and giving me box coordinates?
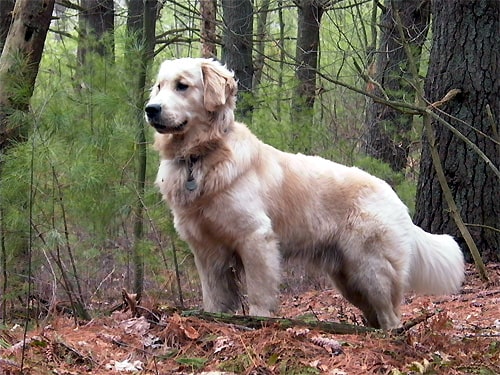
[0,263,498,374]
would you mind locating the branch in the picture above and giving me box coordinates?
[428,88,462,109]
[179,309,376,335]
[393,9,489,282]
[425,108,500,180]
[422,116,488,282]
[394,311,435,334]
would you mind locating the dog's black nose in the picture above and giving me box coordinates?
[145,103,161,119]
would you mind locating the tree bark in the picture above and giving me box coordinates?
[221,0,254,121]
[0,0,55,151]
[291,0,325,152]
[0,0,56,321]
[126,0,158,301]
[364,0,430,172]
[0,0,15,53]
[414,0,499,262]
[77,0,115,65]
[200,0,217,58]
[253,0,270,90]
[294,0,324,111]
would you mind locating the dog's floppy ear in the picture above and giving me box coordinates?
[201,61,237,112]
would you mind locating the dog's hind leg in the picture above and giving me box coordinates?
[329,254,403,330]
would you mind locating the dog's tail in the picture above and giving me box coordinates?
[407,226,465,295]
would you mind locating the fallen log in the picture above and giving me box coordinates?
[176,309,377,335]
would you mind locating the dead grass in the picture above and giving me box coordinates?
[1,263,499,374]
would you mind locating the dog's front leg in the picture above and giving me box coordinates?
[238,228,282,317]
[192,246,241,314]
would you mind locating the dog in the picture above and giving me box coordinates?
[145,58,465,330]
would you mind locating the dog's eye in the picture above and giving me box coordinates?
[176,82,189,92]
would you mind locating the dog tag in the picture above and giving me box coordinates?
[185,178,197,191]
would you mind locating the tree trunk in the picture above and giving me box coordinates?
[77,0,115,66]
[0,0,55,151]
[200,0,217,58]
[364,0,430,172]
[126,0,158,301]
[0,0,56,321]
[291,0,324,152]
[0,0,15,53]
[221,0,254,121]
[414,0,499,262]
[294,0,324,110]
[253,0,270,90]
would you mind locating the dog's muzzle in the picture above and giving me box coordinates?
[145,104,187,133]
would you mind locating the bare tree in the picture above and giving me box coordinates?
[291,0,325,152]
[414,0,499,261]
[77,0,115,65]
[126,0,158,301]
[294,0,324,111]
[0,0,62,320]
[0,0,56,150]
[221,0,254,120]
[0,0,15,52]
[364,0,430,172]
[200,0,217,58]
[253,0,270,89]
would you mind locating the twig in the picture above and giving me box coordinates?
[423,116,489,282]
[486,103,499,143]
[394,311,435,334]
[464,223,500,234]
[171,240,185,308]
[121,288,139,316]
[428,89,462,109]
[425,107,500,179]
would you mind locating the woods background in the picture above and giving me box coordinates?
[0,0,498,322]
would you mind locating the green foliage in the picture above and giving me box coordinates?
[1,23,167,309]
[0,0,420,318]
[218,353,253,373]
[175,357,208,371]
[278,359,320,375]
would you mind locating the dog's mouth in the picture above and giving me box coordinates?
[151,120,188,134]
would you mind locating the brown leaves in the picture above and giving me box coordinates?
[170,313,200,340]
[0,264,498,374]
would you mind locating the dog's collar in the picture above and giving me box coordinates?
[178,155,199,191]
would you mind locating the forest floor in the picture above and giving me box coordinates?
[1,263,499,375]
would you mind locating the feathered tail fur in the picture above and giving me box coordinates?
[408,227,465,295]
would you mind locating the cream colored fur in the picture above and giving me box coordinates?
[145,58,465,330]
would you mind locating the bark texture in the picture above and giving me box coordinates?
[294,0,324,111]
[78,0,115,65]
[126,0,158,300]
[0,0,55,151]
[0,0,15,52]
[415,0,499,261]
[364,0,430,172]
[200,0,217,58]
[221,0,254,120]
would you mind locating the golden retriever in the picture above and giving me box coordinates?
[145,58,465,330]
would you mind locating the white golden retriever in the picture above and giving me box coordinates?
[145,58,465,330]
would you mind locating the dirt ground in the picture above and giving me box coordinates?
[1,263,499,375]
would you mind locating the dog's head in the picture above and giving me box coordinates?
[145,58,237,136]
